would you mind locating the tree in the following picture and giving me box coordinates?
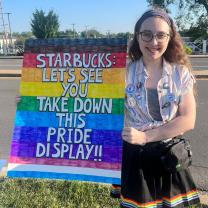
[80,29,104,38]
[147,0,208,40]
[31,9,59,39]
[116,32,133,39]
[146,0,174,12]
[179,14,208,40]
[13,31,33,43]
[58,29,78,38]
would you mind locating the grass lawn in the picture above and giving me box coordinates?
[0,178,120,208]
[0,177,206,208]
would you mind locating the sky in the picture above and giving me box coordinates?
[2,0,177,34]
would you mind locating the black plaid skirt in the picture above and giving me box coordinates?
[112,141,200,208]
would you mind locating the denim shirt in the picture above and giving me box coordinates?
[125,57,195,132]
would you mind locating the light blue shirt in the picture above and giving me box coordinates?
[125,57,195,132]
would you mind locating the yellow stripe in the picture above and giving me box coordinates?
[20,82,125,98]
[21,67,125,84]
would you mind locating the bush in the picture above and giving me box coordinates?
[184,45,193,54]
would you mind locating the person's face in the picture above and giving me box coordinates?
[137,17,170,62]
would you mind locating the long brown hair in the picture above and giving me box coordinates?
[128,7,197,97]
[128,8,192,72]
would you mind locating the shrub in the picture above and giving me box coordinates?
[184,45,193,54]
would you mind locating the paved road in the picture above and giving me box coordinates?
[0,58,22,70]
[0,78,207,190]
[190,56,208,70]
[0,56,208,71]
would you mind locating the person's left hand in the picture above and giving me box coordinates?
[122,127,147,145]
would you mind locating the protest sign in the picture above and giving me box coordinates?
[7,38,127,184]
[0,159,6,172]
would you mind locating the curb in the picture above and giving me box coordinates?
[189,55,208,58]
[0,70,22,77]
[0,73,21,77]
[195,75,208,79]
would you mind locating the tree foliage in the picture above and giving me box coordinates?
[31,9,59,39]
[147,0,208,40]
[13,31,33,44]
[80,29,104,38]
[58,29,79,38]
[146,0,174,12]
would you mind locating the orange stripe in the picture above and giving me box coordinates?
[112,184,121,188]
[111,184,121,191]
[21,67,125,84]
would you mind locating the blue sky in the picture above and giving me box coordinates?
[3,0,176,34]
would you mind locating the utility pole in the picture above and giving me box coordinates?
[0,0,8,55]
[72,23,75,38]
[106,30,111,38]
[85,25,89,38]
[6,13,12,47]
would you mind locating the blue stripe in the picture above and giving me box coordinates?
[7,171,121,184]
[25,38,127,48]
[15,111,124,130]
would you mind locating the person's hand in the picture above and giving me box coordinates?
[122,127,147,145]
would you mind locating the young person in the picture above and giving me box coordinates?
[113,8,200,208]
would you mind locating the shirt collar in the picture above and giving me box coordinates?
[136,57,172,77]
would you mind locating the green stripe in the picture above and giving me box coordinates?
[17,96,124,114]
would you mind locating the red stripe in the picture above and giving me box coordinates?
[23,52,127,68]
[9,156,121,170]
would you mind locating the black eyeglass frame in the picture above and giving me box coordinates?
[138,31,170,42]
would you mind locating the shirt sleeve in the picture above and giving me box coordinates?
[180,66,196,96]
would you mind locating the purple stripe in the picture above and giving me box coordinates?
[10,141,122,163]
[11,127,122,163]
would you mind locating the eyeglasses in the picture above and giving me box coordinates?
[139,31,170,42]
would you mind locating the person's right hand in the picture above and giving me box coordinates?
[122,127,147,146]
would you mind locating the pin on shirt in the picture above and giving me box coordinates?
[163,82,169,89]
[137,82,143,89]
[162,93,178,109]
[127,96,137,108]
[136,93,142,100]
[126,84,136,95]
[168,93,177,103]
[162,102,171,109]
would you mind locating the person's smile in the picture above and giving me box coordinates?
[145,46,161,54]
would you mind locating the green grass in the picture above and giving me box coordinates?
[0,178,206,208]
[0,178,120,208]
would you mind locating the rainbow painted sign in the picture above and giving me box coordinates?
[7,38,127,184]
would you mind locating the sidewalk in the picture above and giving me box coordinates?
[200,192,208,207]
